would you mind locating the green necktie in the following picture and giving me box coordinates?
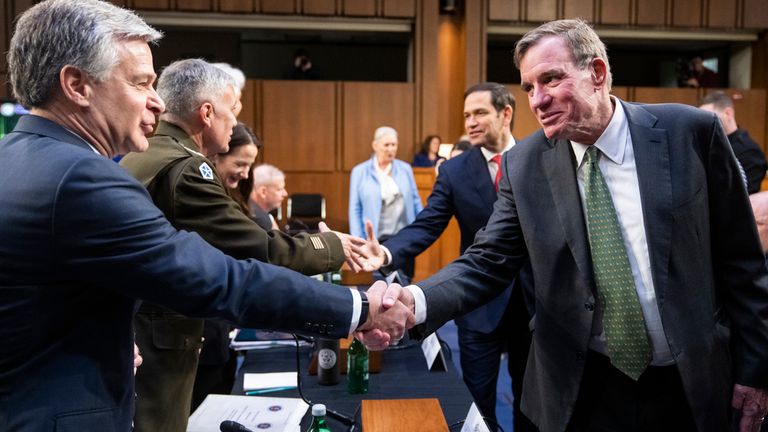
[583,145,651,381]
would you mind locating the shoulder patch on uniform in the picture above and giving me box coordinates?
[310,235,325,250]
[199,162,214,180]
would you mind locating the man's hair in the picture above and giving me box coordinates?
[698,91,733,110]
[157,59,237,120]
[212,63,246,91]
[464,82,516,131]
[8,0,162,108]
[514,19,613,90]
[373,126,398,144]
[252,164,285,189]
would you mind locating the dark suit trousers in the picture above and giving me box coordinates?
[458,286,536,432]
[566,351,697,432]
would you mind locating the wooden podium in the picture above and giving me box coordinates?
[362,398,449,432]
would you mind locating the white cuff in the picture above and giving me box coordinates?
[349,288,362,333]
[381,245,393,267]
[405,284,427,325]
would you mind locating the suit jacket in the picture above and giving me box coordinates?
[348,155,423,238]
[384,145,528,332]
[0,115,354,432]
[417,101,768,431]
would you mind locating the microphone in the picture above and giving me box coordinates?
[220,420,255,432]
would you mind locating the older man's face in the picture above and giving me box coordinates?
[89,40,165,156]
[520,36,602,143]
[201,84,239,157]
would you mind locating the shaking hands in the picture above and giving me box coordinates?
[354,280,416,350]
[319,220,386,273]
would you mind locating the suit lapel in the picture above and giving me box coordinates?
[465,146,497,208]
[623,102,672,308]
[543,138,593,283]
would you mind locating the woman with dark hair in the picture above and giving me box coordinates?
[412,134,444,167]
[212,122,261,214]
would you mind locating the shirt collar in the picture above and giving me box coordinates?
[480,134,517,162]
[571,96,628,167]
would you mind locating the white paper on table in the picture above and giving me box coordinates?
[461,402,492,432]
[243,372,298,391]
[187,394,308,432]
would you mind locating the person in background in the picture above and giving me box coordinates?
[250,164,288,231]
[212,62,246,116]
[684,56,721,88]
[190,121,261,411]
[349,126,423,282]
[0,1,410,430]
[412,134,444,167]
[286,48,319,80]
[699,91,768,194]
[436,139,473,172]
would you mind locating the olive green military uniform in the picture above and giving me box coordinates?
[120,121,345,432]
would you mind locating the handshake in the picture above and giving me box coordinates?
[354,280,418,350]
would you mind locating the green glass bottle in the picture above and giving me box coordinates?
[346,337,369,394]
[308,404,332,432]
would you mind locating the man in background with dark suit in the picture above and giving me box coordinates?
[378,82,535,431]
[367,19,768,432]
[698,90,767,194]
[0,1,411,430]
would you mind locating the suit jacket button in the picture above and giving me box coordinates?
[584,302,595,311]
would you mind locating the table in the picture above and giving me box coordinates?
[233,338,475,431]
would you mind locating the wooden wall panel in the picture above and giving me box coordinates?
[707,0,737,28]
[1,2,7,78]
[417,0,441,147]
[343,0,377,16]
[342,82,415,171]
[465,0,487,88]
[564,0,595,21]
[508,86,541,140]
[240,80,257,132]
[488,0,520,21]
[636,0,667,26]
[526,0,558,22]
[107,0,130,6]
[610,86,630,101]
[0,75,8,99]
[383,0,415,18]
[411,167,443,281]
[633,87,701,105]
[261,80,336,172]
[743,0,768,29]
[302,0,336,15]
[672,0,701,27]
[600,0,631,25]
[219,0,255,12]
[133,0,171,9]
[177,0,213,11]
[437,16,465,142]
[260,0,296,13]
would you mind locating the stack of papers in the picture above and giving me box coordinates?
[188,394,308,432]
[244,372,298,395]
[230,329,311,351]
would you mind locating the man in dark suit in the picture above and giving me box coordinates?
[379,82,535,431]
[698,91,768,194]
[0,1,411,431]
[367,19,768,431]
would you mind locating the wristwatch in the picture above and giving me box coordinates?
[357,290,369,329]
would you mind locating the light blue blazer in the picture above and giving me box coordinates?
[348,154,423,238]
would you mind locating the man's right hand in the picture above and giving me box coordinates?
[355,281,415,350]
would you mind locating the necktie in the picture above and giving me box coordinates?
[583,145,651,380]
[491,154,502,191]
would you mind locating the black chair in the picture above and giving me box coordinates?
[284,193,325,235]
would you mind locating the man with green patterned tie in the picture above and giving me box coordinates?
[365,19,768,432]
